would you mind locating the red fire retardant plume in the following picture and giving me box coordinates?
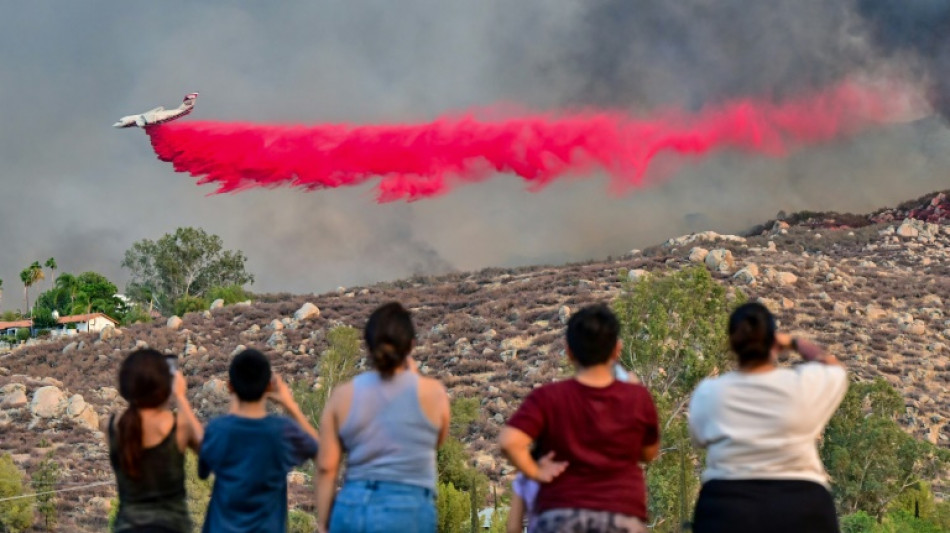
[145,80,920,202]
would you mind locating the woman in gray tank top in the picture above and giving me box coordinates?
[317,303,450,533]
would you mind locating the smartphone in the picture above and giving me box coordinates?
[165,354,178,376]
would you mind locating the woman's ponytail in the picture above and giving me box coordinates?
[117,405,144,479]
[116,349,172,479]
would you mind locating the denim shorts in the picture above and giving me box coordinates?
[329,480,436,533]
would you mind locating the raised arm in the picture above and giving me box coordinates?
[776,333,842,367]
[270,374,319,442]
[172,372,204,453]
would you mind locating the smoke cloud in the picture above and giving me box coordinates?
[0,1,948,304]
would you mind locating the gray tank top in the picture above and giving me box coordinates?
[339,371,439,490]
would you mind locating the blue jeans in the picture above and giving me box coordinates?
[329,480,436,533]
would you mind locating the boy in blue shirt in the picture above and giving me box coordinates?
[199,349,319,532]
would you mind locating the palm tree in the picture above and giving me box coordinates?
[0,278,4,310]
[21,262,45,316]
[20,269,33,315]
[44,258,57,286]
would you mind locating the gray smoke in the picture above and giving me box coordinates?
[857,0,950,117]
[0,1,948,308]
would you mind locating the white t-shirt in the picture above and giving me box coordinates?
[688,363,848,487]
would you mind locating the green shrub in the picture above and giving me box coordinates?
[437,482,471,533]
[206,285,252,306]
[14,329,30,342]
[173,295,209,317]
[0,453,33,533]
[31,452,60,531]
[185,454,212,532]
[287,509,317,533]
[121,305,153,325]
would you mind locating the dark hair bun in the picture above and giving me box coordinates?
[365,303,415,379]
[729,303,776,365]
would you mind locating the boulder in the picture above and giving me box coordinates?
[73,405,100,431]
[230,344,247,357]
[167,316,183,330]
[294,303,321,322]
[267,319,284,331]
[30,386,67,418]
[688,247,709,263]
[97,387,119,402]
[901,321,927,336]
[733,263,759,285]
[203,378,230,398]
[558,306,571,325]
[66,394,87,417]
[62,342,78,354]
[0,383,27,409]
[627,269,649,283]
[210,299,225,310]
[99,325,121,341]
[288,471,309,486]
[866,305,888,321]
[705,249,735,273]
[267,332,288,352]
[772,271,798,286]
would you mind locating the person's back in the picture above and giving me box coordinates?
[339,370,438,487]
[690,363,846,485]
[199,415,317,531]
[511,379,655,517]
[199,349,318,533]
[500,305,659,533]
[110,418,189,532]
[687,303,847,533]
[108,349,202,533]
[317,302,450,533]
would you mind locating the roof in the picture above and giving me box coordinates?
[57,313,119,325]
[0,320,32,330]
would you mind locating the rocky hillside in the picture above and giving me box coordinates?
[1,191,949,531]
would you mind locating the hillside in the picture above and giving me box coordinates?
[1,190,949,531]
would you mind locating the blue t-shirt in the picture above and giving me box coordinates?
[198,415,318,533]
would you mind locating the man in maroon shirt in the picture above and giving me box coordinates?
[500,304,660,533]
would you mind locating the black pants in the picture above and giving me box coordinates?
[693,480,839,533]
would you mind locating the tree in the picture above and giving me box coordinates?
[0,453,33,533]
[31,451,60,531]
[122,227,254,314]
[612,265,742,531]
[0,278,4,309]
[44,258,57,287]
[35,271,123,318]
[822,379,950,521]
[293,326,362,431]
[19,262,44,317]
[437,482,471,533]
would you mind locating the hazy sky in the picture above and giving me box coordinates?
[1,1,948,308]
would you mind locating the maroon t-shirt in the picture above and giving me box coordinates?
[506,379,659,520]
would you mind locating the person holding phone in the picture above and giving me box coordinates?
[198,348,318,533]
[108,349,203,533]
[688,302,848,533]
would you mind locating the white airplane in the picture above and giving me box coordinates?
[113,92,198,128]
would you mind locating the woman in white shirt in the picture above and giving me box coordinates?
[688,302,847,533]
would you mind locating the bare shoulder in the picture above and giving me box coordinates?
[418,376,448,396]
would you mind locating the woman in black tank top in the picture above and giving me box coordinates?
[108,349,203,533]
